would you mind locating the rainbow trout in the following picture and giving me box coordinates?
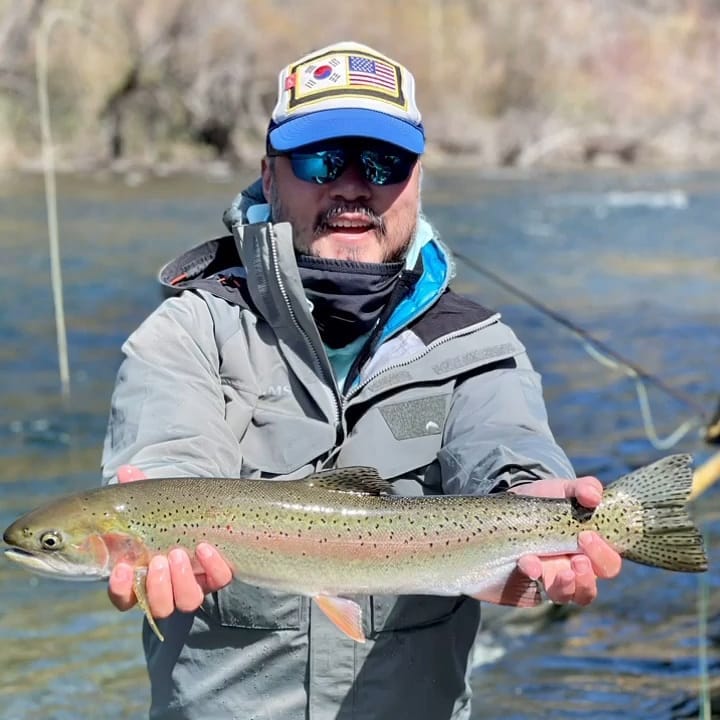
[3,453,708,642]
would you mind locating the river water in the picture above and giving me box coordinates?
[0,167,718,719]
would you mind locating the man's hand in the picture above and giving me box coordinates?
[107,465,234,618]
[510,476,622,606]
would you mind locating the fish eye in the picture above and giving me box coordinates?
[40,530,64,551]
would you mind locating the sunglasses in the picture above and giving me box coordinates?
[268,140,417,186]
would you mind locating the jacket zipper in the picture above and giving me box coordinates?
[267,227,343,433]
[342,314,501,406]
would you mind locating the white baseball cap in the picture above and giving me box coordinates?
[267,41,425,154]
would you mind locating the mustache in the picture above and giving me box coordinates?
[314,205,386,236]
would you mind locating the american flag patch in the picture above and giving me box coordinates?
[285,50,407,112]
[348,55,398,91]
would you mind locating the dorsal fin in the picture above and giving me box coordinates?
[301,467,391,495]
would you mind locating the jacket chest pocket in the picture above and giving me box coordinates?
[239,410,336,476]
[210,581,309,631]
[339,389,452,479]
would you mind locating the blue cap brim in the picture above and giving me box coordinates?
[268,108,425,154]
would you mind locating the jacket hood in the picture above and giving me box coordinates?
[222,178,267,228]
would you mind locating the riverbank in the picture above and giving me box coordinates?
[3,0,720,174]
[10,128,720,184]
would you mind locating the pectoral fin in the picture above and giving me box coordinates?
[133,567,165,642]
[313,595,366,643]
[469,567,543,608]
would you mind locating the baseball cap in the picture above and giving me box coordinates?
[267,41,425,154]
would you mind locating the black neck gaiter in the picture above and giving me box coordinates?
[296,255,405,348]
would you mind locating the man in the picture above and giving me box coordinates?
[103,41,621,719]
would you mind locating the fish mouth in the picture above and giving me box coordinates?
[4,548,108,581]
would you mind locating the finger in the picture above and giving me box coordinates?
[108,562,137,611]
[570,554,598,606]
[578,531,622,579]
[517,554,543,581]
[145,555,175,618]
[195,543,233,593]
[573,476,603,508]
[509,479,572,499]
[169,549,204,613]
[117,464,147,484]
[544,563,576,604]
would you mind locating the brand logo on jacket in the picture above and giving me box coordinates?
[265,384,292,397]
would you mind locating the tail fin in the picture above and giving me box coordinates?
[606,454,708,572]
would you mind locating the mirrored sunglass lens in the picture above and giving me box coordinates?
[360,150,414,185]
[290,150,346,184]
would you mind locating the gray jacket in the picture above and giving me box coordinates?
[102,186,573,720]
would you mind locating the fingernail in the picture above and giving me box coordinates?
[588,489,602,505]
[150,555,168,575]
[572,556,590,574]
[169,549,187,568]
[196,543,213,560]
[517,556,541,580]
[578,531,594,548]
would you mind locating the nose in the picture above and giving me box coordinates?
[329,160,371,202]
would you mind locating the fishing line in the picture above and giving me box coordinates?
[583,341,703,450]
[452,250,709,450]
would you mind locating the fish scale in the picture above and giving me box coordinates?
[3,453,708,643]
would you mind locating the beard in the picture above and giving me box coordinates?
[269,183,416,263]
